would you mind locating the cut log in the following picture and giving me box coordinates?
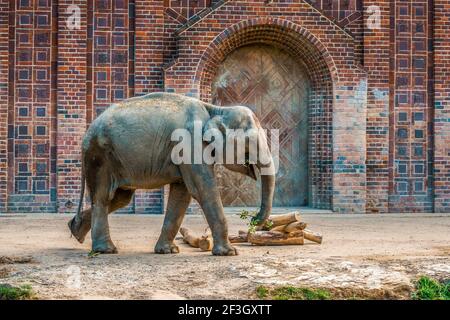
[180,227,213,251]
[179,227,200,248]
[199,235,213,251]
[239,230,249,237]
[248,230,304,246]
[265,212,301,229]
[284,221,308,233]
[270,221,307,233]
[269,225,286,232]
[228,230,249,243]
[229,234,248,243]
[303,229,322,244]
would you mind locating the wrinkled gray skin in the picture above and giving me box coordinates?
[68,92,275,256]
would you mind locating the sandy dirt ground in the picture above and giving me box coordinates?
[0,213,449,299]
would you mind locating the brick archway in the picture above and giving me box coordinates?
[195,18,336,209]
[194,18,337,101]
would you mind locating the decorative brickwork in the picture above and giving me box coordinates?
[388,0,434,212]
[6,0,57,212]
[305,0,361,24]
[86,0,137,213]
[0,0,448,213]
[0,0,8,211]
[434,0,450,212]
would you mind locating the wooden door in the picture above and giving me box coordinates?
[212,44,310,207]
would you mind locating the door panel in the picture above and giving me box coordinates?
[212,44,310,207]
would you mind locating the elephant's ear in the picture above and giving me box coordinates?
[203,115,227,136]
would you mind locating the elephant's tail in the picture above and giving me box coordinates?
[76,155,86,217]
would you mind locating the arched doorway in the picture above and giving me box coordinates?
[195,20,337,210]
[212,44,310,207]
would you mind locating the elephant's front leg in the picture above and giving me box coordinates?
[180,165,237,256]
[155,183,191,254]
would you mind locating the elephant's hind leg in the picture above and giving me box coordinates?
[69,188,134,244]
[90,182,134,254]
[155,183,191,254]
[180,165,237,256]
[91,198,117,254]
[109,188,135,213]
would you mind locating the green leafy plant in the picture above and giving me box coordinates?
[256,285,269,299]
[412,276,450,300]
[88,251,100,259]
[239,210,273,233]
[239,209,254,220]
[248,219,259,234]
[0,284,34,300]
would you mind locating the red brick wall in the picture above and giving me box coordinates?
[166,0,211,21]
[135,0,164,93]
[0,0,448,213]
[434,0,450,212]
[0,0,8,211]
[388,0,434,212]
[56,0,88,212]
[5,0,57,212]
[364,0,391,213]
[305,0,361,22]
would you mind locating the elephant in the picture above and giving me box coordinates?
[68,92,275,256]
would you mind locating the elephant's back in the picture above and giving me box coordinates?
[100,92,208,127]
[112,92,199,113]
[83,92,210,171]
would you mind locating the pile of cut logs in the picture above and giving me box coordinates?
[179,212,322,251]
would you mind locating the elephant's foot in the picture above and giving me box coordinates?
[212,243,238,256]
[92,240,118,254]
[154,241,180,254]
[68,213,91,244]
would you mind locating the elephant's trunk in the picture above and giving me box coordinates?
[250,127,276,226]
[253,168,275,226]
